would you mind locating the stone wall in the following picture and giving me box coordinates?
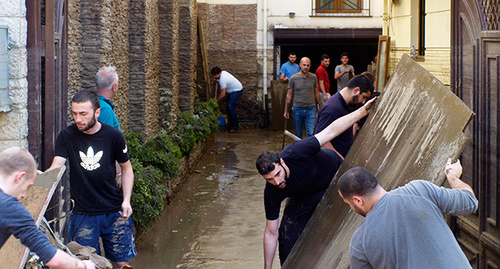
[0,0,29,150]
[179,0,198,113]
[65,0,261,136]
[102,0,130,130]
[128,0,160,138]
[158,0,180,128]
[68,0,130,129]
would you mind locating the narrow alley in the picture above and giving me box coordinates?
[130,129,286,268]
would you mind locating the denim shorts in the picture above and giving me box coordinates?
[68,212,137,262]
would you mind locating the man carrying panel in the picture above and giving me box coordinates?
[314,75,373,158]
[0,147,95,269]
[337,159,477,268]
[256,97,377,268]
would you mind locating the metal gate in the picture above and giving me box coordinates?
[451,0,500,267]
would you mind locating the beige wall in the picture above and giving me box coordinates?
[0,0,29,150]
[384,0,451,86]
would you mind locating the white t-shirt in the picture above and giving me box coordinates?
[219,71,243,93]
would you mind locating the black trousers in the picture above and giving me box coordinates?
[278,190,325,265]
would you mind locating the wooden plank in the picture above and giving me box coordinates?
[283,54,474,268]
[197,16,211,100]
[0,166,66,269]
[270,80,293,132]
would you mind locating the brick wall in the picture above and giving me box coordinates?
[208,4,258,97]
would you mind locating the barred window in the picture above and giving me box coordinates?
[316,0,362,13]
[481,0,500,30]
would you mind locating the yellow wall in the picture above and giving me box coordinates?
[384,0,450,86]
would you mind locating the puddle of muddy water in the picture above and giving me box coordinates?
[130,139,242,268]
[130,129,287,268]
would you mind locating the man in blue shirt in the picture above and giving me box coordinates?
[280,52,300,82]
[0,147,95,269]
[338,159,478,269]
[96,66,120,131]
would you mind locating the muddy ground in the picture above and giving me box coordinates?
[130,129,293,268]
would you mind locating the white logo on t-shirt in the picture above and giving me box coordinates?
[123,145,128,154]
[79,146,103,171]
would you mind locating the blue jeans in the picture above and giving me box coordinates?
[292,106,317,139]
[227,90,242,130]
[68,212,136,262]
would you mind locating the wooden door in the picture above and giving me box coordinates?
[26,0,69,240]
[451,0,500,267]
[27,0,68,169]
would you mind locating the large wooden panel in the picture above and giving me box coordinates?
[283,54,474,268]
[0,166,65,269]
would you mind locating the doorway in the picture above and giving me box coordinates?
[274,28,380,94]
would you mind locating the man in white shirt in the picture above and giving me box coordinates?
[211,66,243,132]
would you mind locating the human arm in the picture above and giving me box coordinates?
[314,97,377,147]
[318,80,328,102]
[115,161,122,188]
[45,250,95,269]
[263,219,279,269]
[280,73,288,82]
[284,89,293,119]
[314,87,322,110]
[119,160,134,220]
[217,88,227,102]
[334,69,349,80]
[47,156,67,171]
[445,158,475,196]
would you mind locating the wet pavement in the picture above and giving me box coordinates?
[130,129,291,268]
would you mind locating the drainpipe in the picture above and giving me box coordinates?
[262,0,268,107]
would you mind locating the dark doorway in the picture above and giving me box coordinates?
[274,28,380,94]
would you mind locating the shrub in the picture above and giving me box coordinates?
[130,158,167,229]
[125,98,220,230]
[124,130,182,177]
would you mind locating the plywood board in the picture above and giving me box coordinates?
[283,54,474,268]
[270,80,294,132]
[0,166,66,269]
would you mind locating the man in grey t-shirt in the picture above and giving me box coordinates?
[337,159,478,269]
[334,52,355,91]
[284,57,322,139]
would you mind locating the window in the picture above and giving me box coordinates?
[316,0,362,13]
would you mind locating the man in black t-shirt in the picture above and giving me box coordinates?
[256,97,377,267]
[48,90,135,269]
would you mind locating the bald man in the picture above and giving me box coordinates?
[0,147,95,269]
[284,57,322,139]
